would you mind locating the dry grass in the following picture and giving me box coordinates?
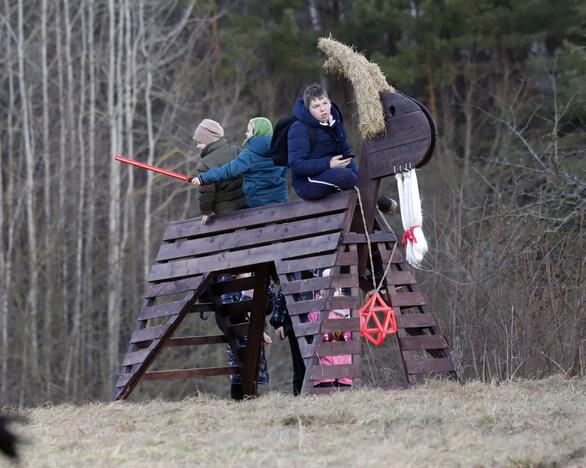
[6,376,585,467]
[318,36,394,140]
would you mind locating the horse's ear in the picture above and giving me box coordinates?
[363,92,435,180]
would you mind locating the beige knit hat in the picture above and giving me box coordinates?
[193,119,224,145]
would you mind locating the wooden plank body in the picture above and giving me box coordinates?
[111,92,453,401]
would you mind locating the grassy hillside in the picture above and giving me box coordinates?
[8,376,586,467]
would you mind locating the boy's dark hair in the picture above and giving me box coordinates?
[303,84,328,108]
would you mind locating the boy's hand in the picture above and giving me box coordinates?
[201,213,215,224]
[275,326,286,340]
[330,155,352,169]
[191,177,202,186]
[263,332,272,345]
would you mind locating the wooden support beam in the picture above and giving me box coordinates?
[165,335,228,347]
[241,266,270,397]
[143,367,238,380]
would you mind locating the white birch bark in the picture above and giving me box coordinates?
[17,0,39,377]
[141,0,155,284]
[0,0,14,397]
[121,0,138,308]
[55,0,69,335]
[0,134,7,397]
[66,0,87,399]
[40,0,53,400]
[107,0,122,382]
[308,0,321,30]
[84,0,97,387]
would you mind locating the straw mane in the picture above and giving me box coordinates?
[318,37,396,140]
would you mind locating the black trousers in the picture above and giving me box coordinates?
[287,332,305,396]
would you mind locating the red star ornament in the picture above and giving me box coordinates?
[359,291,398,346]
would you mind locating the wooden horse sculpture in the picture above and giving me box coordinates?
[112,40,455,401]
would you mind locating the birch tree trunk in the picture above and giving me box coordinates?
[0,134,7,397]
[67,0,87,400]
[141,0,155,284]
[0,0,14,398]
[55,0,69,340]
[107,0,123,383]
[40,0,54,400]
[17,0,39,379]
[121,0,138,310]
[84,0,97,382]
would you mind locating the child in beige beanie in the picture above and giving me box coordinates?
[193,118,225,148]
[192,118,246,224]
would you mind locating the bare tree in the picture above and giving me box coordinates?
[107,0,123,383]
[17,0,39,380]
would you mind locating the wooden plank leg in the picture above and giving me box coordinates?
[112,273,212,401]
[241,265,271,397]
[277,244,362,396]
[372,230,457,384]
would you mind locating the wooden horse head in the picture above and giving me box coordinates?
[318,37,436,229]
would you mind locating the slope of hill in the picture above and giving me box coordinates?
[8,376,586,467]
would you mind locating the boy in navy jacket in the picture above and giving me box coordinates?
[288,84,358,200]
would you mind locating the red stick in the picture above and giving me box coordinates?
[114,154,192,183]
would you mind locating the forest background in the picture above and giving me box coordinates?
[0,0,584,406]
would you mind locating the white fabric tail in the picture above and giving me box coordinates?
[395,169,428,268]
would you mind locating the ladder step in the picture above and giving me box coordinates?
[390,292,426,307]
[114,372,134,388]
[405,358,454,375]
[399,335,448,351]
[122,346,154,367]
[294,317,360,337]
[308,385,353,395]
[143,366,239,380]
[341,232,396,244]
[300,340,361,359]
[130,325,167,344]
[165,335,228,347]
[308,363,362,380]
[138,300,187,320]
[385,270,417,285]
[396,313,437,328]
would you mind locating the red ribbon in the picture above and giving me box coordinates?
[402,225,421,247]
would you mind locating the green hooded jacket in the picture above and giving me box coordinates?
[195,138,248,214]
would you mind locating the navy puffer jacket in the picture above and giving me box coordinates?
[287,98,358,193]
[199,136,288,208]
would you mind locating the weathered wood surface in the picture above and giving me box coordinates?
[395,313,438,328]
[294,317,360,337]
[283,294,361,317]
[300,340,361,359]
[275,253,339,274]
[112,275,211,400]
[241,266,271,396]
[279,273,358,295]
[308,385,353,395]
[163,191,355,241]
[143,367,238,380]
[364,92,435,179]
[149,233,341,282]
[146,276,205,299]
[372,233,456,384]
[404,358,454,375]
[341,232,396,244]
[308,364,362,380]
[158,213,346,262]
[399,335,449,351]
[137,300,190,320]
[165,335,228,347]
